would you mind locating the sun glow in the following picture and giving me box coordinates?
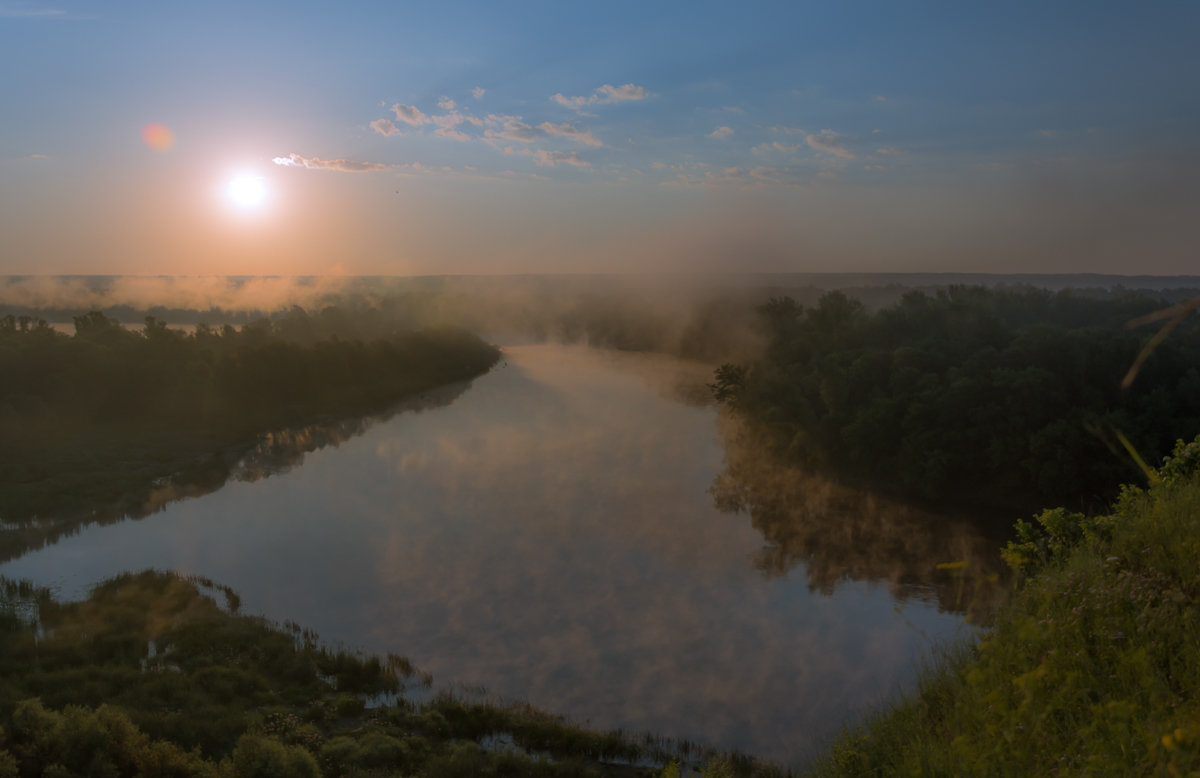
[225,174,268,211]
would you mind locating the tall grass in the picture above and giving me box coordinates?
[805,436,1200,777]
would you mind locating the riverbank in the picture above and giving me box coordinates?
[0,313,500,560]
[0,571,786,777]
[804,436,1200,776]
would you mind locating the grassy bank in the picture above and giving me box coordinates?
[805,436,1200,777]
[0,571,786,778]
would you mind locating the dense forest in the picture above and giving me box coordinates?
[0,310,500,534]
[711,286,1200,515]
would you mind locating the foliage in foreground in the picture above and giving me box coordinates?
[806,436,1200,777]
[0,571,784,778]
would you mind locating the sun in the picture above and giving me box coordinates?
[225,174,268,211]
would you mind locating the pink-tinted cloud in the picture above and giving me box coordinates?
[390,104,430,126]
[752,141,802,154]
[533,150,588,167]
[539,122,603,147]
[806,129,855,159]
[272,153,392,172]
[502,146,589,167]
[551,83,651,111]
[485,116,540,144]
[370,118,402,136]
[707,126,734,140]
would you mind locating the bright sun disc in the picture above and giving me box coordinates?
[226,174,268,210]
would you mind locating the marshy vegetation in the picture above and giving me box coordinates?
[0,571,784,777]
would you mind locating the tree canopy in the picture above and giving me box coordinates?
[713,286,1200,515]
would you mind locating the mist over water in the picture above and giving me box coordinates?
[0,343,988,765]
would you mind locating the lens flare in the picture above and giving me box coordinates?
[141,123,175,151]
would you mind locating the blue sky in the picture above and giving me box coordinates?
[1,1,1197,275]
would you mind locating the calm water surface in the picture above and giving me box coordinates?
[0,344,993,765]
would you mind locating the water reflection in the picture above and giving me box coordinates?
[710,416,1011,622]
[0,345,988,766]
[0,381,474,564]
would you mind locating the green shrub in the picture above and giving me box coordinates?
[229,733,320,778]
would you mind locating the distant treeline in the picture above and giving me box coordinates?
[711,286,1200,515]
[0,310,500,525]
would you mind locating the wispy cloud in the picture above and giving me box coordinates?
[272,153,393,172]
[661,166,751,189]
[483,116,602,148]
[28,153,48,159]
[722,106,744,114]
[533,150,588,167]
[472,86,486,100]
[806,129,855,159]
[485,115,540,144]
[596,83,649,102]
[369,118,402,137]
[434,127,472,142]
[0,5,91,19]
[875,146,907,155]
[707,126,734,140]
[551,83,651,111]
[539,122,603,147]
[503,147,589,167]
[368,95,602,169]
[431,110,480,141]
[390,104,430,126]
[752,141,802,154]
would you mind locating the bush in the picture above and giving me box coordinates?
[229,733,320,778]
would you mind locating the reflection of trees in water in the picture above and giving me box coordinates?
[232,380,472,483]
[0,381,475,564]
[711,414,1011,621]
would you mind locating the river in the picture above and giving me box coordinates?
[0,343,1004,766]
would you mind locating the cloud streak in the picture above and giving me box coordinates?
[805,129,855,159]
[539,122,603,147]
[752,141,802,155]
[0,6,91,19]
[552,83,651,111]
[272,153,393,172]
[503,147,589,167]
[483,116,602,148]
